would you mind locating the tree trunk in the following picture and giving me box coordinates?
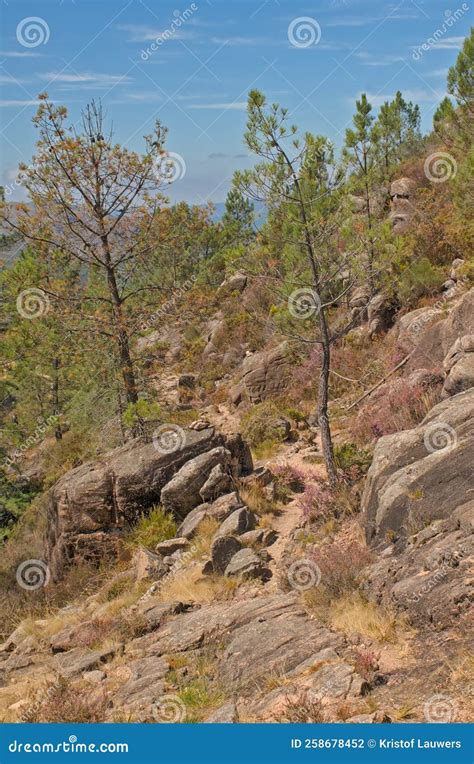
[317,312,338,486]
[52,357,62,441]
[100,234,139,407]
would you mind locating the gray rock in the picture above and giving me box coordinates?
[177,506,209,539]
[55,646,116,678]
[211,536,243,574]
[224,548,271,580]
[177,492,244,539]
[83,670,106,683]
[133,547,167,582]
[161,447,231,518]
[155,537,190,556]
[199,463,233,502]
[214,507,257,538]
[218,271,247,294]
[239,528,278,547]
[363,500,473,629]
[363,388,474,548]
[46,426,222,581]
[240,342,291,403]
[205,701,238,723]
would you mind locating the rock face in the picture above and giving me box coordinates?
[46,428,252,581]
[160,447,232,517]
[389,177,417,233]
[362,388,474,548]
[363,500,473,629]
[442,335,474,397]
[402,288,474,372]
[240,342,291,403]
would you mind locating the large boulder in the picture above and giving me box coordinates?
[442,335,474,398]
[362,388,474,548]
[240,342,291,403]
[389,177,417,233]
[402,288,474,372]
[363,500,473,629]
[46,428,252,581]
[160,447,231,517]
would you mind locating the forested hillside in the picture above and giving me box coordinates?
[0,30,472,724]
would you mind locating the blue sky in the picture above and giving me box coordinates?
[0,0,471,204]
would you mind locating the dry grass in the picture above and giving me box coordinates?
[25,676,109,723]
[328,592,410,644]
[240,483,279,517]
[159,564,238,604]
[186,517,220,560]
[277,690,326,723]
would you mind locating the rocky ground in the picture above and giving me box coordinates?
[0,251,473,726]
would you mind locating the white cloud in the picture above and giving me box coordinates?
[188,102,247,110]
[41,72,133,88]
[355,51,406,66]
[0,99,42,107]
[428,68,449,77]
[211,36,271,46]
[430,36,464,50]
[118,24,194,42]
[0,74,29,84]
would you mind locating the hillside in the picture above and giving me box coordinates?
[0,31,473,725]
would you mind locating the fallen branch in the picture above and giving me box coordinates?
[345,350,415,411]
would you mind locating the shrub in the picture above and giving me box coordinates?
[311,539,373,599]
[240,401,289,450]
[25,677,109,722]
[397,257,444,306]
[128,506,177,549]
[278,691,326,723]
[333,442,372,474]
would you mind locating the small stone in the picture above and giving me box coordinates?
[211,536,243,575]
[155,538,190,556]
[83,670,106,684]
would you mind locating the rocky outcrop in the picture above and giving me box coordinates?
[362,388,474,548]
[239,342,291,404]
[389,177,417,233]
[47,428,253,581]
[442,335,474,397]
[363,500,473,629]
[160,447,232,517]
[400,287,474,372]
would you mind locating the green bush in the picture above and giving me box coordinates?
[128,506,177,549]
[397,257,443,305]
[241,401,289,449]
[333,442,372,473]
